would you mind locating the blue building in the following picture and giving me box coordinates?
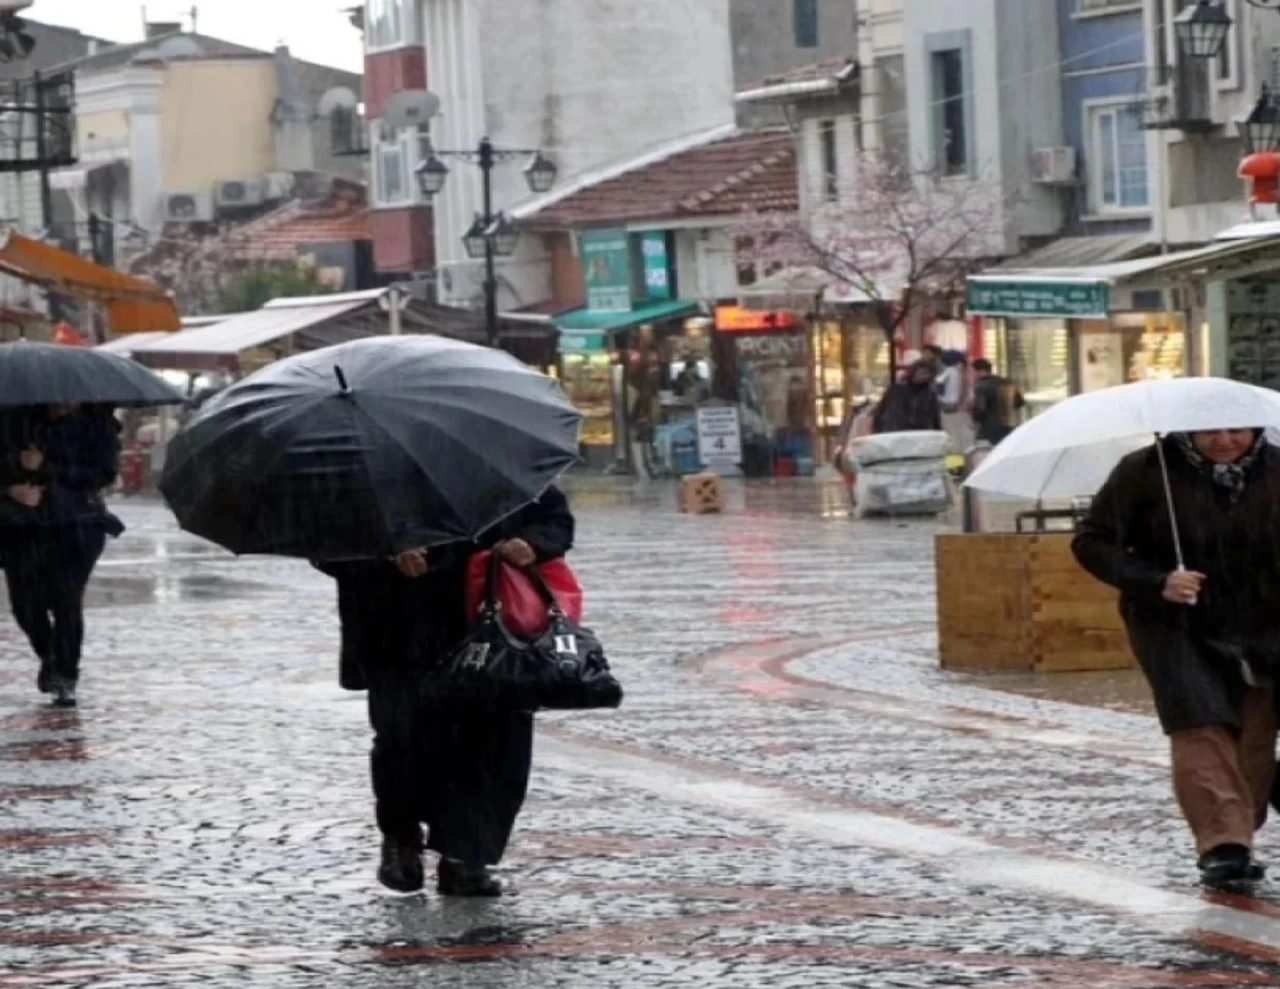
[1055,0,1152,239]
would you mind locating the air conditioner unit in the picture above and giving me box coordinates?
[214,179,265,211]
[1030,146,1077,185]
[160,191,213,223]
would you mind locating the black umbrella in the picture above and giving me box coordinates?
[0,340,185,407]
[159,335,583,560]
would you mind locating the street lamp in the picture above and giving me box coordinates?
[413,137,556,347]
[1242,87,1280,153]
[1174,0,1233,60]
[415,153,449,197]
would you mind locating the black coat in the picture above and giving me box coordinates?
[1072,440,1280,734]
[0,407,121,530]
[318,486,576,691]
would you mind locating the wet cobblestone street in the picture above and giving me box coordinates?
[7,478,1280,986]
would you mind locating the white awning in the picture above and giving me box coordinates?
[128,291,387,370]
[95,331,171,355]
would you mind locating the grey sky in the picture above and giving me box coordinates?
[30,0,363,72]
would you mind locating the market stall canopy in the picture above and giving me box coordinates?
[0,229,179,334]
[554,299,700,334]
[967,233,1280,318]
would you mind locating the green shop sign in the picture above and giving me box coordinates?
[579,228,632,312]
[559,331,607,354]
[967,279,1110,319]
[640,231,671,301]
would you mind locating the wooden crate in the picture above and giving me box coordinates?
[936,533,1134,673]
[679,473,724,514]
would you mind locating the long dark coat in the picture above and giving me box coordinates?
[1072,440,1280,734]
[872,365,942,435]
[320,486,576,690]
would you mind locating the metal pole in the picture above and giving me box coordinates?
[480,136,498,349]
[34,71,63,323]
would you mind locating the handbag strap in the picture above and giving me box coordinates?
[480,549,504,614]
[518,559,566,617]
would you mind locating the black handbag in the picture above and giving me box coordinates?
[435,553,623,712]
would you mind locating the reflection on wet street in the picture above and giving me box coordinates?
[87,573,272,608]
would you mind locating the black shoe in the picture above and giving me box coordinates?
[36,660,51,694]
[1199,843,1265,888]
[377,834,424,893]
[50,678,77,709]
[436,857,502,897]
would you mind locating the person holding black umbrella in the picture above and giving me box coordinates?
[0,403,124,707]
[317,486,574,896]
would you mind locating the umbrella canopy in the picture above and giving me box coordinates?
[966,377,1280,499]
[0,340,185,408]
[159,334,582,560]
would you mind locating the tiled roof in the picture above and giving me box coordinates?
[525,130,797,228]
[736,56,859,103]
[223,193,371,262]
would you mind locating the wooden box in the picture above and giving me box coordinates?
[935,532,1134,673]
[679,473,724,515]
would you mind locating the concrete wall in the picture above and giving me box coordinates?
[730,0,859,91]
[159,59,278,194]
[426,0,738,308]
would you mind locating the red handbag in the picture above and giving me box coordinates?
[464,551,584,638]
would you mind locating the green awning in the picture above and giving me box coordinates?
[554,299,699,333]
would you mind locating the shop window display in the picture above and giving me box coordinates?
[560,352,613,449]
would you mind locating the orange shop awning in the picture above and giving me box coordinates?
[0,229,180,334]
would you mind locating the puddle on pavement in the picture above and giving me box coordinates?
[86,573,270,608]
[959,668,1155,717]
[106,536,224,560]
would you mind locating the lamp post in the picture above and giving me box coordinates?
[1173,0,1234,60]
[416,138,556,348]
[1242,86,1280,153]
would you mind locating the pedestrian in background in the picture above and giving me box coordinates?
[971,359,1024,445]
[316,487,575,897]
[872,360,942,434]
[936,351,973,454]
[1072,428,1280,887]
[0,404,123,708]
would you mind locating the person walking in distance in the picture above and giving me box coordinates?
[1073,428,1280,887]
[316,486,575,896]
[970,359,1025,445]
[0,404,123,708]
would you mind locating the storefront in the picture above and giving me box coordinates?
[557,329,613,462]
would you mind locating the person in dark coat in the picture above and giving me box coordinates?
[1073,429,1280,887]
[971,359,1025,445]
[317,486,575,897]
[872,360,942,434]
[0,404,123,708]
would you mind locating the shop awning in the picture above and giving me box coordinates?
[128,292,378,372]
[553,299,700,333]
[968,235,1280,317]
[0,229,179,334]
[737,267,831,311]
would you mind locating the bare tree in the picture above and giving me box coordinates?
[738,151,1013,378]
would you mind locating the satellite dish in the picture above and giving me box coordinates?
[382,89,440,129]
[317,86,358,118]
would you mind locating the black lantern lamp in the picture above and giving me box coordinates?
[1242,86,1280,153]
[462,216,488,260]
[489,214,520,257]
[1174,0,1234,59]
[415,153,449,196]
[523,151,557,194]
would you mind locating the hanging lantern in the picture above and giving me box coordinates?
[1174,0,1233,60]
[1241,87,1280,154]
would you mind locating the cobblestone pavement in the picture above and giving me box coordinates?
[6,479,1280,986]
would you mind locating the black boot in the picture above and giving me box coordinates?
[36,658,52,694]
[50,678,76,709]
[436,857,502,897]
[377,833,424,893]
[1199,843,1265,888]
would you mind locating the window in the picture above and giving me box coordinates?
[1154,0,1169,70]
[931,49,967,175]
[366,0,417,50]
[372,125,429,207]
[1090,104,1149,212]
[793,0,819,49]
[875,55,908,166]
[1216,0,1239,86]
[819,119,838,201]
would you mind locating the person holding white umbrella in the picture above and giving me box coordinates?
[965,378,1280,888]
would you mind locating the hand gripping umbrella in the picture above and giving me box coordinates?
[0,340,185,407]
[159,335,582,561]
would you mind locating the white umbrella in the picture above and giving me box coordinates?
[965,377,1280,570]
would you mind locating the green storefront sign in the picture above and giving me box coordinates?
[559,331,607,353]
[967,279,1110,319]
[640,231,671,301]
[580,228,632,312]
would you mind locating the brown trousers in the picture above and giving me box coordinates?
[1170,687,1277,855]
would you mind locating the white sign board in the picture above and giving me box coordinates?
[697,406,743,471]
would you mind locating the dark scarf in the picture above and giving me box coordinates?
[1172,432,1266,504]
